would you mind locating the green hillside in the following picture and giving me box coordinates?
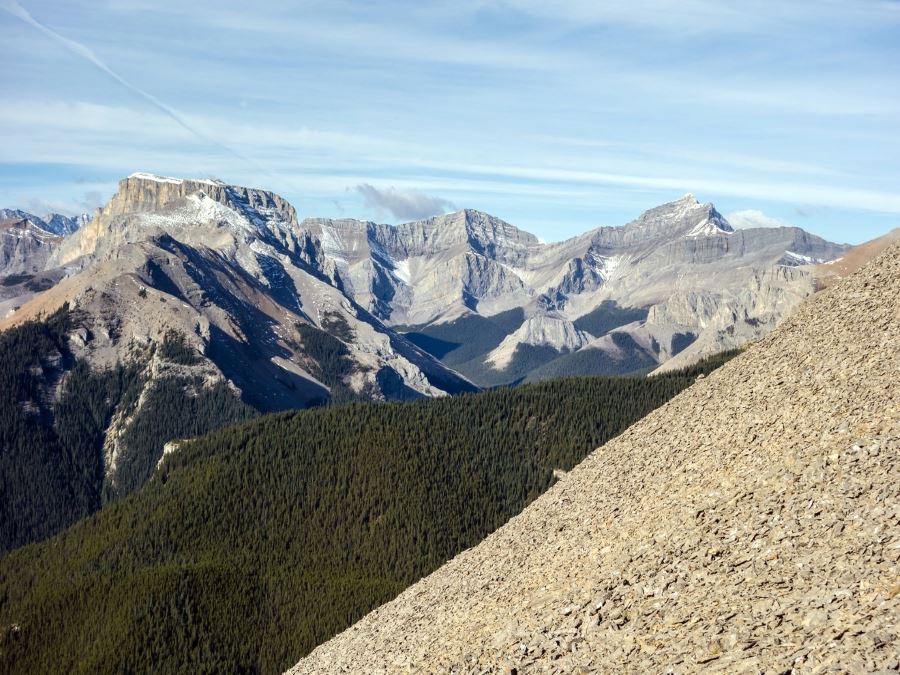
[0,351,736,675]
[0,308,255,554]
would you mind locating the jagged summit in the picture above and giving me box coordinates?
[0,208,88,236]
[619,193,734,239]
[302,208,539,246]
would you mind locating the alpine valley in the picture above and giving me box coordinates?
[0,173,850,554]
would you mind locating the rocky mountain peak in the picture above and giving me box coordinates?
[42,212,90,236]
[0,209,87,237]
[103,173,298,227]
[456,209,540,249]
[48,173,302,268]
[622,194,733,240]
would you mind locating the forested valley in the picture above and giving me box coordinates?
[0,348,736,674]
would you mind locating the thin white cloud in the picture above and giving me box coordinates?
[0,0,276,176]
[494,0,900,34]
[725,209,793,230]
[356,184,456,221]
[199,5,567,71]
[3,98,900,218]
[411,160,900,215]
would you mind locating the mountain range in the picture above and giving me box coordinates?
[0,173,850,516]
[0,172,895,673]
[305,197,848,383]
[3,173,849,392]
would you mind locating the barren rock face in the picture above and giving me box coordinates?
[4,181,852,385]
[289,242,900,674]
[298,194,849,381]
[4,173,477,413]
[0,216,62,276]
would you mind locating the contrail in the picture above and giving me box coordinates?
[2,0,278,181]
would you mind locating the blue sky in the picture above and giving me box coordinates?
[1,1,899,243]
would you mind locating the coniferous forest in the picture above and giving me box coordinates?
[0,308,255,554]
[0,349,736,675]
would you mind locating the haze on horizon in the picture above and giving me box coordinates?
[1,0,899,244]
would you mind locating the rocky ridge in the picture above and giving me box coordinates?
[289,242,900,673]
[299,195,848,384]
[0,211,76,318]
[4,183,850,387]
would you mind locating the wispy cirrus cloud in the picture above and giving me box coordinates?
[0,0,278,178]
[2,0,899,243]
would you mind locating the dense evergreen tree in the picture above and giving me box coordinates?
[294,322,356,387]
[0,350,736,674]
[0,306,129,554]
[0,309,255,553]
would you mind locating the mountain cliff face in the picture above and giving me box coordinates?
[0,208,88,279]
[0,174,475,507]
[0,209,85,319]
[0,208,87,237]
[298,194,848,384]
[7,173,474,406]
[0,215,62,277]
[5,183,850,391]
[301,209,540,324]
[289,240,900,675]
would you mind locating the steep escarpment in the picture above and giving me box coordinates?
[290,243,899,673]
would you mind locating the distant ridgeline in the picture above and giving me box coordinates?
[0,306,255,555]
[0,349,736,675]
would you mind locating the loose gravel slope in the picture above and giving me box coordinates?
[289,243,900,674]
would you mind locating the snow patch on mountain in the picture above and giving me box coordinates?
[393,259,411,284]
[134,192,254,237]
[587,252,624,281]
[687,217,733,238]
[128,172,223,187]
[318,224,348,264]
[783,250,823,265]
